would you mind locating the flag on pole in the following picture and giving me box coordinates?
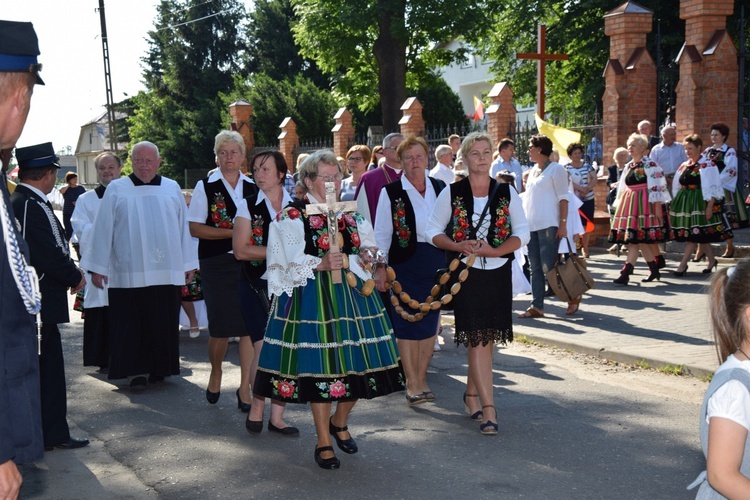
[473,96,485,122]
[534,114,581,158]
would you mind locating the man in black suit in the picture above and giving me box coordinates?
[11,142,89,453]
[0,20,45,498]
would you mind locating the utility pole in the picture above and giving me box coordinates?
[97,0,118,152]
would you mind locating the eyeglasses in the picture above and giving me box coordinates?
[315,173,342,182]
[347,157,363,162]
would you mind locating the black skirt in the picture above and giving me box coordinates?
[200,253,249,338]
[452,260,513,347]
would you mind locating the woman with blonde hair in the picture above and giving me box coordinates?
[609,133,671,284]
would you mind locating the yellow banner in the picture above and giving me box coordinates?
[534,114,581,158]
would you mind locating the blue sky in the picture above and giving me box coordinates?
[4,0,252,154]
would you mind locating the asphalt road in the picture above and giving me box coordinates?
[19,306,706,500]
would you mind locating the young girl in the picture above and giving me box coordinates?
[689,260,750,497]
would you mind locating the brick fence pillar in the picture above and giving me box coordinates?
[229,100,254,172]
[278,117,298,172]
[332,107,355,158]
[675,0,737,146]
[485,82,517,148]
[399,97,425,138]
[602,2,657,167]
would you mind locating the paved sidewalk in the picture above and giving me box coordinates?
[498,250,721,378]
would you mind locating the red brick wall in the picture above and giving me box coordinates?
[486,82,517,148]
[332,108,355,159]
[675,0,738,146]
[399,97,425,138]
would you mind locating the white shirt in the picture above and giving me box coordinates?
[374,171,438,261]
[490,157,524,192]
[707,355,750,430]
[71,188,109,308]
[187,169,256,224]
[650,142,688,176]
[425,184,529,270]
[234,188,293,223]
[429,162,454,185]
[522,161,569,232]
[80,176,198,288]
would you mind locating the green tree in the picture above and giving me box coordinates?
[472,0,747,120]
[224,73,338,146]
[130,0,248,181]
[247,0,329,89]
[292,0,480,132]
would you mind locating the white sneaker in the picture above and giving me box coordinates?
[189,327,200,339]
[433,337,441,352]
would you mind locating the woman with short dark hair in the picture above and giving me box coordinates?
[565,142,596,258]
[518,134,569,317]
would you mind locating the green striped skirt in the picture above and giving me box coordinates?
[253,270,405,404]
[669,188,732,243]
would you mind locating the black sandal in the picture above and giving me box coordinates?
[314,445,340,469]
[479,405,498,435]
[329,417,358,454]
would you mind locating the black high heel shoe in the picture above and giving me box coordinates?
[329,417,358,454]
[314,446,340,470]
[236,389,251,413]
[206,388,220,404]
[692,253,706,262]
[703,260,718,274]
[672,265,688,277]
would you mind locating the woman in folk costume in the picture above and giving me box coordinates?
[609,133,671,285]
[252,150,404,470]
[669,134,731,276]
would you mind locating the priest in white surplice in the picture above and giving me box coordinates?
[71,152,122,372]
[80,142,198,390]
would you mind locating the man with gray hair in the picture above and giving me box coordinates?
[354,132,404,224]
[81,142,198,391]
[430,144,454,185]
[650,125,687,191]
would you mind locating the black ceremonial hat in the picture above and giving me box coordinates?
[0,20,44,85]
[15,142,60,169]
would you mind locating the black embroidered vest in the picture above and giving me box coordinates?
[239,194,274,280]
[443,178,514,262]
[385,177,445,265]
[284,199,362,258]
[199,178,258,260]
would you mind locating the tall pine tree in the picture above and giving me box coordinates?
[129,0,247,180]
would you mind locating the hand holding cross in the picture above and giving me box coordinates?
[305,182,358,283]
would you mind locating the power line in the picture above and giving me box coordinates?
[156,5,244,32]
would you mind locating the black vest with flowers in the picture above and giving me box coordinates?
[385,177,445,265]
[284,199,363,258]
[443,178,514,261]
[199,178,258,260]
[239,194,274,280]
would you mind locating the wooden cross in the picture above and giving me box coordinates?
[306,182,357,284]
[516,24,569,118]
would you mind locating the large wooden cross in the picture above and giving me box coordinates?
[516,24,569,118]
[306,182,357,284]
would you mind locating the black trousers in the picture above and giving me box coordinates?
[40,323,70,446]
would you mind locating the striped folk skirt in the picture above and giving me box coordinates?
[608,183,668,244]
[669,187,732,243]
[253,270,405,404]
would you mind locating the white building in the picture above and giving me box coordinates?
[74,111,126,185]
